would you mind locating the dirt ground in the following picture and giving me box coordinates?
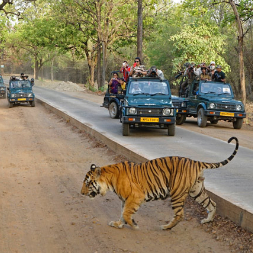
[0,79,253,253]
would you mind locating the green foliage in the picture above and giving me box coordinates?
[169,22,230,73]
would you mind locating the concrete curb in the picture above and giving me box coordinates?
[36,98,253,233]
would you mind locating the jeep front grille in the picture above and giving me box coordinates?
[172,101,180,108]
[216,103,236,110]
[138,108,162,116]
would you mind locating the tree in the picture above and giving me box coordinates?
[137,0,143,60]
[169,22,230,73]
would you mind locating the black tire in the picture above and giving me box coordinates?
[122,123,129,136]
[210,120,218,124]
[176,114,186,125]
[197,108,207,128]
[9,102,13,108]
[233,118,243,129]
[167,124,175,136]
[30,101,35,107]
[109,102,119,119]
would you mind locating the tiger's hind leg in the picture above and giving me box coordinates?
[161,193,188,230]
[109,200,126,229]
[189,176,216,224]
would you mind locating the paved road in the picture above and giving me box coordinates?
[33,86,253,214]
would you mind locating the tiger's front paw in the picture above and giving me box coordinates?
[109,220,124,229]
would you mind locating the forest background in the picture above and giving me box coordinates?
[0,0,253,102]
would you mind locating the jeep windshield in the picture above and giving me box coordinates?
[129,81,169,95]
[10,80,32,89]
[199,82,232,95]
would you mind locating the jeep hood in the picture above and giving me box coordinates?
[127,96,173,106]
[10,88,33,93]
[199,95,240,103]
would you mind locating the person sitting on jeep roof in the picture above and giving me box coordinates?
[213,65,226,82]
[200,65,211,81]
[120,61,131,82]
[129,57,147,77]
[108,72,123,94]
[146,66,165,79]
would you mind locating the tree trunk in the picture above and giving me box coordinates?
[97,39,102,88]
[51,58,54,81]
[137,0,143,60]
[101,41,107,87]
[229,0,246,105]
[34,54,39,80]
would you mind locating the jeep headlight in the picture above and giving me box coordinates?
[28,93,33,97]
[236,104,242,111]
[11,94,15,98]
[208,103,215,109]
[163,108,173,116]
[128,107,137,115]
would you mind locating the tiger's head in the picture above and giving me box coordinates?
[81,164,102,198]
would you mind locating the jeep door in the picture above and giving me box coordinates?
[187,81,199,115]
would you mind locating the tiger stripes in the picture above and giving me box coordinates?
[81,136,238,230]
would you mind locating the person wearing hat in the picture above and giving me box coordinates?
[213,65,226,82]
[208,61,216,79]
[200,65,211,81]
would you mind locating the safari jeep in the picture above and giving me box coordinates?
[0,75,6,98]
[120,77,176,136]
[176,79,246,129]
[7,76,35,108]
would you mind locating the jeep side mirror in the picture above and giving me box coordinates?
[31,78,35,86]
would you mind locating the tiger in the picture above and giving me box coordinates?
[81,136,238,230]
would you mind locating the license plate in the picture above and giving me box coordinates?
[220,112,234,117]
[18,98,26,101]
[140,117,159,122]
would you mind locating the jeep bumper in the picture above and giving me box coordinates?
[205,110,246,118]
[122,116,175,125]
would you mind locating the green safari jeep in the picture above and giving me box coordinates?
[176,79,246,129]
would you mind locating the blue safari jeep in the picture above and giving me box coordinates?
[175,79,246,129]
[7,76,35,108]
[0,75,6,99]
[120,77,176,136]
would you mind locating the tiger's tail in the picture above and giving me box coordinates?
[201,136,239,170]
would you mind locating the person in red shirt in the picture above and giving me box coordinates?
[120,61,131,82]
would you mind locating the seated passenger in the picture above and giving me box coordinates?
[129,57,147,77]
[131,83,142,93]
[108,72,122,94]
[213,65,226,82]
[200,66,211,81]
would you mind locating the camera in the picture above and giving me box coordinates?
[175,72,182,79]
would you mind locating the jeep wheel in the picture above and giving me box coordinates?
[109,102,119,119]
[197,108,207,128]
[233,118,243,129]
[176,114,186,125]
[210,119,218,124]
[122,123,129,136]
[167,124,175,136]
[30,101,35,107]
[9,102,14,108]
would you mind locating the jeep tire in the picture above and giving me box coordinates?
[122,123,129,136]
[167,123,175,136]
[109,102,119,119]
[176,114,186,125]
[233,118,243,129]
[197,108,207,128]
[9,101,13,108]
[30,101,35,107]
